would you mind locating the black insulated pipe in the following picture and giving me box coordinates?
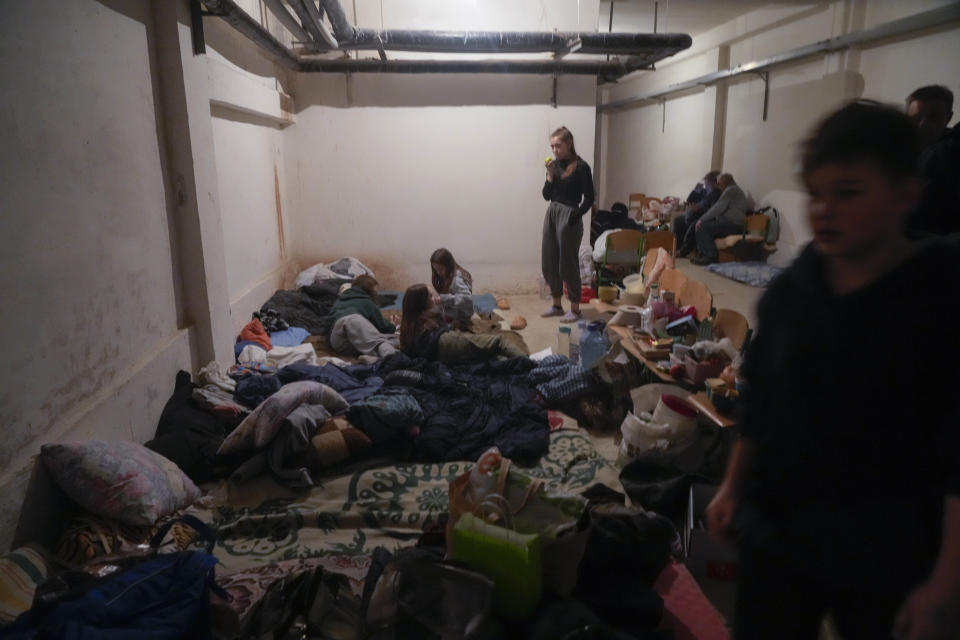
[338,30,692,56]
[298,56,630,81]
[287,0,324,46]
[201,0,687,80]
[317,0,690,56]
[296,0,339,48]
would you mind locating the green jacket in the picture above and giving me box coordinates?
[329,287,396,335]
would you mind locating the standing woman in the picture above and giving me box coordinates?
[541,126,595,322]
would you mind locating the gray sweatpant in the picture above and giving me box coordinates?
[329,314,398,358]
[542,201,583,302]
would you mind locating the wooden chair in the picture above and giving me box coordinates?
[659,268,689,298]
[644,229,676,257]
[641,247,659,280]
[627,192,646,219]
[600,229,646,283]
[712,308,749,351]
[679,279,713,322]
[715,213,778,263]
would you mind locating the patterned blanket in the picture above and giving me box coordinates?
[187,429,620,585]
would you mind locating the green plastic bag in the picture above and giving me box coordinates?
[449,513,542,619]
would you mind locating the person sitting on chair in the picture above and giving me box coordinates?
[675,170,722,257]
[691,173,750,265]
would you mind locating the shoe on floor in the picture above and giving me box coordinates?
[560,311,582,323]
[540,305,564,318]
[691,256,714,266]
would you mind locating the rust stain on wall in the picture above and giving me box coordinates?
[274,163,286,260]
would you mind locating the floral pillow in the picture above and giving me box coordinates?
[218,381,348,456]
[40,440,201,527]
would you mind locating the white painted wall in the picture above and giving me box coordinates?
[204,19,296,333]
[601,0,960,267]
[288,74,597,292]
[0,0,194,550]
[286,1,600,293]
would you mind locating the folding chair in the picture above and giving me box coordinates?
[599,229,646,285]
[679,279,713,322]
[644,229,676,257]
[712,308,750,352]
[627,192,646,219]
[659,268,689,299]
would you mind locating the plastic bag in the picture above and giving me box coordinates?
[447,448,589,599]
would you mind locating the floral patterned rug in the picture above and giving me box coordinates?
[187,428,621,582]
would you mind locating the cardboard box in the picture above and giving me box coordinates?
[684,483,739,624]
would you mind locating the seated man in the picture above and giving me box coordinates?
[692,173,750,265]
[905,85,960,236]
[326,275,399,361]
[591,201,646,248]
[675,171,722,256]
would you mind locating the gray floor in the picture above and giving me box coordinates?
[500,258,764,356]
[493,261,765,464]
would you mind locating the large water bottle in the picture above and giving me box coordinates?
[580,321,610,370]
[569,320,584,365]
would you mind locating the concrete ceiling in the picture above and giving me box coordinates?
[599,1,819,37]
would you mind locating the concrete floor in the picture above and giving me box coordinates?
[498,258,764,356]
[493,261,765,464]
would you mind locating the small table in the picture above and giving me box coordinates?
[607,325,698,389]
[686,392,737,428]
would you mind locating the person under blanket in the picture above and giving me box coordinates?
[399,284,526,365]
[430,247,474,330]
[327,275,398,361]
[706,101,960,640]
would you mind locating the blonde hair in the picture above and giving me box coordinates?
[550,126,577,156]
[550,126,578,178]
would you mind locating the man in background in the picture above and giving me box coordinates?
[675,170,721,257]
[692,173,750,265]
[905,85,960,236]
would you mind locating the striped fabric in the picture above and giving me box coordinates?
[0,545,48,624]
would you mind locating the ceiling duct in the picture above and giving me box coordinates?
[197,0,691,80]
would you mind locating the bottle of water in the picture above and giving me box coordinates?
[580,321,610,370]
[569,320,584,365]
[557,326,571,358]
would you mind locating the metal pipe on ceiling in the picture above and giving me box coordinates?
[262,0,311,46]
[599,2,960,112]
[317,0,689,56]
[199,0,300,69]
[198,0,690,79]
[298,55,630,78]
[295,0,339,49]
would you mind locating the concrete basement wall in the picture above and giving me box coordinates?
[0,0,195,550]
[203,15,298,334]
[600,0,960,268]
[286,0,600,293]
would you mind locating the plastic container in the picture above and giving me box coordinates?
[580,321,610,370]
[648,283,660,306]
[557,326,571,358]
[569,321,584,365]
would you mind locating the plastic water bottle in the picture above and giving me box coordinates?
[557,326,571,358]
[649,283,660,306]
[569,321,584,365]
[580,321,610,370]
